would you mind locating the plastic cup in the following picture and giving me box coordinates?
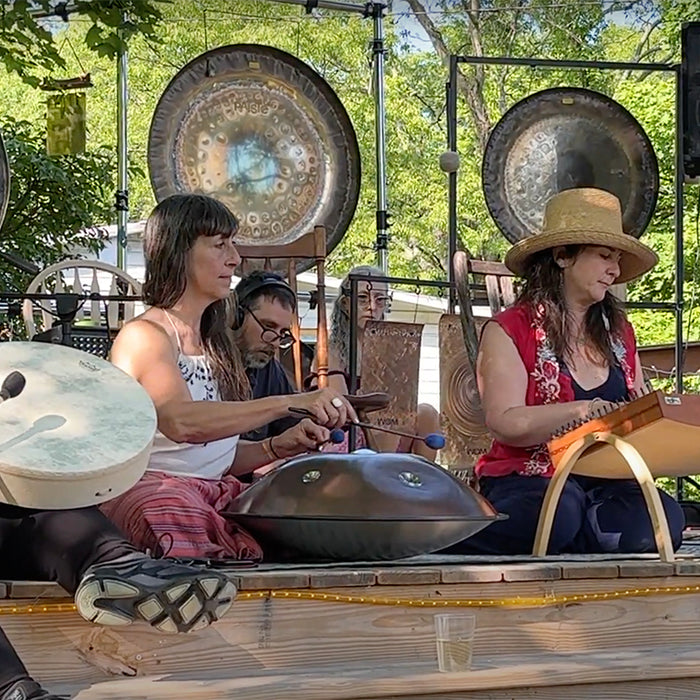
[434,613,475,672]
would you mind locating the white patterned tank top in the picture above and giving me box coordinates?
[147,311,239,480]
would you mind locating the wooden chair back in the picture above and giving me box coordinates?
[237,226,328,391]
[439,252,517,481]
[22,259,142,339]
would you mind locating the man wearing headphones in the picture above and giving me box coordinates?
[232,271,301,446]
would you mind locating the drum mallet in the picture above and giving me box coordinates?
[0,371,26,404]
[288,406,445,450]
[331,423,445,450]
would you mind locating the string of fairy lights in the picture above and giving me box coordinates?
[4,582,700,616]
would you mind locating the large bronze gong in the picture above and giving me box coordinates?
[148,44,360,269]
[482,87,659,243]
[0,131,9,232]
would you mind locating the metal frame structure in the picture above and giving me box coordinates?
[346,272,451,450]
[447,54,684,394]
[447,55,689,497]
[34,1,392,273]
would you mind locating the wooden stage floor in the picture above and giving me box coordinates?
[5,547,700,699]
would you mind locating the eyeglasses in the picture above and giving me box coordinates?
[355,292,392,309]
[247,308,296,348]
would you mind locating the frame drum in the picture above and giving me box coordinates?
[0,343,156,509]
[148,44,361,272]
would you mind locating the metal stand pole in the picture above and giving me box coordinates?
[268,0,391,272]
[675,63,685,500]
[370,2,390,273]
[116,17,129,270]
[446,56,459,314]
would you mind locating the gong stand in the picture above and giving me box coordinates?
[446,53,685,494]
[259,0,391,271]
[346,272,451,450]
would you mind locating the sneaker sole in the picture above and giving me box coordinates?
[75,571,236,634]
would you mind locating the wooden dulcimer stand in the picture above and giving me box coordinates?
[533,390,700,562]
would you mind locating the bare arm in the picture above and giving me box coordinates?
[310,347,349,393]
[230,419,330,475]
[633,352,646,395]
[111,320,355,444]
[477,322,591,448]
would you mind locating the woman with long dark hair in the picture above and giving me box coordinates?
[103,194,356,560]
[311,265,441,460]
[448,187,685,555]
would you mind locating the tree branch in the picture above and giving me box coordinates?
[405,0,492,150]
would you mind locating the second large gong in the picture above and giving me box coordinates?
[482,87,659,243]
[148,44,361,269]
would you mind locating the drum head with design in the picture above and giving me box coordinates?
[0,343,156,509]
[482,87,659,243]
[148,44,361,270]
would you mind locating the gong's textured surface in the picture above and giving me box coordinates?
[148,44,360,271]
[482,87,659,244]
[226,452,503,560]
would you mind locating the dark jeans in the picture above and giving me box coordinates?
[0,504,136,687]
[446,474,686,555]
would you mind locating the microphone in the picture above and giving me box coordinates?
[0,371,26,403]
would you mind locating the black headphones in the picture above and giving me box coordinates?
[232,271,296,329]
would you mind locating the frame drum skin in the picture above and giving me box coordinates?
[148,44,361,271]
[0,343,156,509]
[482,87,659,244]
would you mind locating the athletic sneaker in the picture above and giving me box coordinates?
[0,678,67,700]
[74,553,237,634]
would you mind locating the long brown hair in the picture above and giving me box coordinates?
[329,265,386,371]
[143,194,250,401]
[517,245,626,365]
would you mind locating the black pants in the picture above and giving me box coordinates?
[0,504,136,687]
[446,474,686,555]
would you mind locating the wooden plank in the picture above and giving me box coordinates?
[57,647,700,699]
[618,562,675,578]
[10,575,700,692]
[376,569,441,585]
[675,561,700,575]
[440,566,503,584]
[502,564,562,582]
[8,581,69,598]
[232,572,311,590]
[309,572,377,588]
[560,562,620,579]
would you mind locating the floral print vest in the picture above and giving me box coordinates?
[475,304,637,479]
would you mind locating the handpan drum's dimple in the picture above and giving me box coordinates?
[482,87,659,244]
[148,44,361,272]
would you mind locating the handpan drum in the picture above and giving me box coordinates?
[148,44,361,271]
[0,342,156,509]
[482,87,659,243]
[226,452,504,561]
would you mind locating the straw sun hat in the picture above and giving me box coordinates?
[504,188,658,284]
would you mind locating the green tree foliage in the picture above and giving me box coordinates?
[0,1,163,85]
[0,117,115,291]
[0,0,696,318]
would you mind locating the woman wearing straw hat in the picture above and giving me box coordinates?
[448,187,685,555]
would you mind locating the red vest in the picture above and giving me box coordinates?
[475,304,638,479]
